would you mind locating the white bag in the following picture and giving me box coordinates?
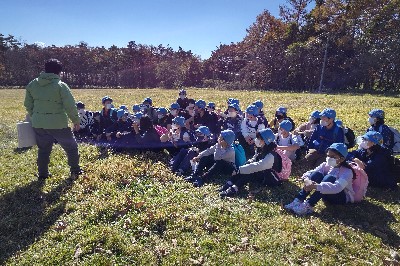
[17,121,37,148]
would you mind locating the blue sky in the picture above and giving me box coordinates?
[1,0,294,59]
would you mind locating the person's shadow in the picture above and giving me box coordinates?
[317,199,400,248]
[0,176,76,264]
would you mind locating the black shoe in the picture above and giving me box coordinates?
[220,187,238,198]
[193,178,205,187]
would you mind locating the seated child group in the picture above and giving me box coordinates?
[74,89,399,216]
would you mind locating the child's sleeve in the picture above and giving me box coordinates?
[316,168,352,194]
[239,154,274,175]
[241,119,249,137]
[198,144,216,158]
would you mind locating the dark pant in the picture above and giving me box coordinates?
[195,155,235,180]
[231,169,281,188]
[296,172,347,206]
[34,128,80,177]
[171,148,197,173]
[238,134,255,160]
[299,149,326,170]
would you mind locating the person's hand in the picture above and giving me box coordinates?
[245,136,253,145]
[73,123,80,131]
[304,181,317,192]
[192,156,200,163]
[116,132,121,138]
[353,158,365,169]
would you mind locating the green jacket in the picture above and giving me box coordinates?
[24,72,79,129]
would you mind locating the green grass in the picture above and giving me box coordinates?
[0,88,399,265]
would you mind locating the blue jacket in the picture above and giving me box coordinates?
[308,124,345,154]
[106,119,133,134]
[348,146,396,188]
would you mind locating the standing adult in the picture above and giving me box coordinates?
[24,59,82,179]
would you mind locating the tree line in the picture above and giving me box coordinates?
[1,0,399,92]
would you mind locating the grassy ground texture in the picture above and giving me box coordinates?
[0,88,399,265]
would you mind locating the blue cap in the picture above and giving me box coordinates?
[246,105,259,116]
[227,98,239,105]
[157,107,168,115]
[310,110,320,119]
[220,130,236,146]
[368,109,384,119]
[320,108,336,119]
[259,129,275,145]
[101,96,113,103]
[195,99,206,109]
[196,126,211,136]
[119,105,127,110]
[279,120,292,132]
[132,104,141,112]
[207,102,216,108]
[133,112,143,119]
[76,101,85,109]
[117,109,127,119]
[143,97,152,105]
[228,103,240,111]
[253,100,263,109]
[335,119,343,128]
[170,103,180,109]
[327,143,348,158]
[276,106,287,114]
[172,116,185,127]
[362,131,383,145]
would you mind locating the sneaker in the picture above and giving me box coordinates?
[184,175,198,183]
[220,186,238,198]
[284,198,302,211]
[217,182,233,192]
[193,178,204,187]
[293,201,314,216]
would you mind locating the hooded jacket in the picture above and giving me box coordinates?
[24,72,79,129]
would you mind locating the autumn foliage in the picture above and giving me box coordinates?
[1,0,399,92]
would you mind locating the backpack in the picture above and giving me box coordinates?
[233,143,246,167]
[348,162,369,203]
[379,125,400,154]
[276,134,304,160]
[344,127,356,149]
[272,149,292,181]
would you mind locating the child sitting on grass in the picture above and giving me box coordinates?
[170,126,214,176]
[185,130,236,187]
[348,131,397,189]
[284,143,355,216]
[276,120,303,161]
[219,128,282,197]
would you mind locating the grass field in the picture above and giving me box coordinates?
[0,88,399,265]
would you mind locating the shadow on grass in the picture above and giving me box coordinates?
[317,200,400,248]
[0,176,77,264]
[366,186,400,204]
